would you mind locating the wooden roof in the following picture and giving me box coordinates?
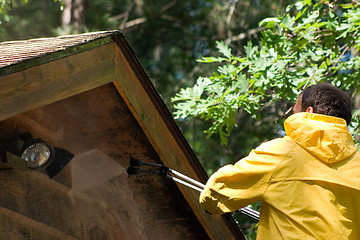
[0,31,115,76]
[0,32,114,68]
[0,31,245,239]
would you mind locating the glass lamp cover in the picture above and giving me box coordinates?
[21,143,52,169]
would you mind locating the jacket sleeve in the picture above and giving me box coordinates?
[199,137,292,214]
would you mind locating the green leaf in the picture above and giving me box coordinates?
[295,8,306,21]
[286,4,294,13]
[216,41,232,59]
[217,64,236,76]
[259,17,280,28]
[197,56,227,63]
[244,42,258,58]
[302,10,319,24]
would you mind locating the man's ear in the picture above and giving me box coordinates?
[306,106,314,113]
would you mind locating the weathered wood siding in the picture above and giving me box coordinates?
[0,83,209,240]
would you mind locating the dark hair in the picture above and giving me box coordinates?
[301,83,352,125]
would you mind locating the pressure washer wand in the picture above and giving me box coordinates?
[127,158,260,221]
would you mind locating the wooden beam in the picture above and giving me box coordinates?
[0,43,117,121]
[113,37,244,240]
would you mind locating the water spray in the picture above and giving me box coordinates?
[127,158,260,221]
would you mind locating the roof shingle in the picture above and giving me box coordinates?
[0,31,119,68]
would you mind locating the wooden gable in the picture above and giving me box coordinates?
[0,31,245,240]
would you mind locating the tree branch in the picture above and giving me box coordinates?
[120,17,147,31]
[118,0,178,32]
[225,0,239,44]
[225,26,266,44]
[160,0,177,12]
[116,3,135,30]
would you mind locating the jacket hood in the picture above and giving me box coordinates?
[284,112,357,163]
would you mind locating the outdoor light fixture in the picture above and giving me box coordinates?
[21,141,55,170]
[4,136,74,178]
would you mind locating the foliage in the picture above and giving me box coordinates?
[0,0,27,14]
[349,109,360,148]
[172,0,360,145]
[0,0,62,41]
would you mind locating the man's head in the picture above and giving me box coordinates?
[293,83,352,125]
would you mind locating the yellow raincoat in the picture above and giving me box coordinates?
[200,112,360,239]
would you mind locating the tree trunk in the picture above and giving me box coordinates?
[73,0,85,33]
[62,0,72,34]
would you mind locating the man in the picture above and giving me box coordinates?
[199,83,360,239]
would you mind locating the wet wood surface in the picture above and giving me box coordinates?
[0,84,209,240]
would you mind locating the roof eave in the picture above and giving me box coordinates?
[0,31,121,77]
